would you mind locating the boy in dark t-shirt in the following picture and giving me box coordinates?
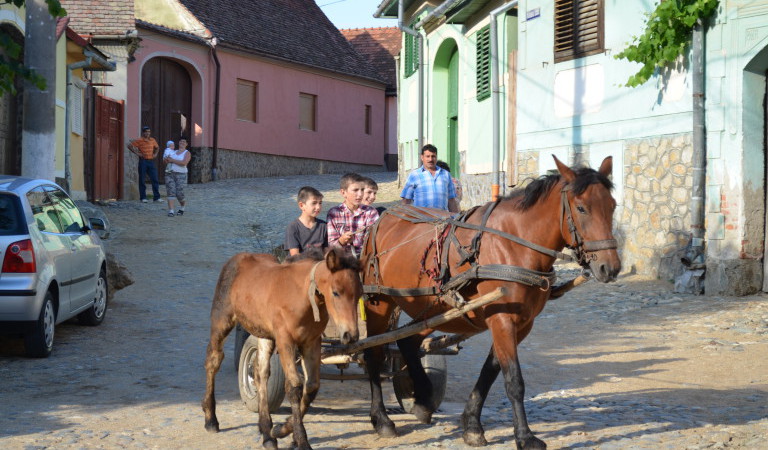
[285,186,328,256]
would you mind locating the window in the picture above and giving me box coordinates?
[554,0,603,63]
[299,93,317,131]
[404,31,419,78]
[70,83,83,135]
[46,187,84,233]
[236,79,258,122]
[476,25,491,102]
[365,105,372,135]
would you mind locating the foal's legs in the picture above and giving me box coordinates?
[255,338,278,450]
[201,313,235,433]
[270,337,313,450]
[271,337,322,447]
[364,297,397,437]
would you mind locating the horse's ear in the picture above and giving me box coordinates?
[553,155,575,183]
[598,156,613,177]
[325,248,340,272]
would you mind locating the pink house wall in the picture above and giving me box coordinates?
[127,32,386,166]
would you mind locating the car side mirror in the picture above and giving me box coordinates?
[88,218,106,231]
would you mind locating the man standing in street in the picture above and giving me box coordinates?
[401,144,459,212]
[127,126,161,203]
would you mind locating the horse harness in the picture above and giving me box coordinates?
[363,186,617,311]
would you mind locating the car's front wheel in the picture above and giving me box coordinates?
[78,268,108,326]
[25,291,55,358]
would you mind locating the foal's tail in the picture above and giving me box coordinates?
[211,253,244,314]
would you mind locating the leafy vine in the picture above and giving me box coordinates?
[615,0,719,88]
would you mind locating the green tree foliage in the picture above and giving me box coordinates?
[615,0,718,88]
[0,0,66,94]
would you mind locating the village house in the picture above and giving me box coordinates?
[376,0,768,296]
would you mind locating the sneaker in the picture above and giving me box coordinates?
[153,198,162,203]
[177,209,184,216]
[141,199,148,203]
[168,211,175,217]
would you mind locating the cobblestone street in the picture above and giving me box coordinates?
[0,172,766,449]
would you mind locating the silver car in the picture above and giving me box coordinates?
[0,176,107,357]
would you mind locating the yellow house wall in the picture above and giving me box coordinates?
[64,39,88,199]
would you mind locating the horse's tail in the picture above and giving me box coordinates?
[211,253,244,311]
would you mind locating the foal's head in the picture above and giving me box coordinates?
[319,248,362,345]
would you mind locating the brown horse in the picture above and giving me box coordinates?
[361,156,620,449]
[202,248,362,450]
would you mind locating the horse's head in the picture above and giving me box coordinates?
[555,155,621,282]
[321,248,362,345]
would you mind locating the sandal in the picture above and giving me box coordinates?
[177,210,184,216]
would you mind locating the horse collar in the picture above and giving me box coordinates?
[307,261,323,322]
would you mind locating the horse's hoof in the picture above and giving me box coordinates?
[375,423,397,438]
[412,404,433,424]
[517,436,546,449]
[204,419,220,433]
[463,430,488,447]
[262,438,278,450]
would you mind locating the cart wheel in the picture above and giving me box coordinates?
[238,336,286,413]
[392,353,447,412]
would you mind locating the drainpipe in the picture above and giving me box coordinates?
[682,21,707,271]
[490,0,518,201]
[209,37,221,181]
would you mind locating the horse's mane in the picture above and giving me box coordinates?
[505,167,613,211]
[284,247,361,271]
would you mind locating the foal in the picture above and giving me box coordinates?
[202,248,362,449]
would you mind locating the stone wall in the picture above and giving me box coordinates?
[188,147,385,184]
[621,133,693,280]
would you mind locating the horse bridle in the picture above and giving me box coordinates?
[559,186,617,268]
[307,261,323,322]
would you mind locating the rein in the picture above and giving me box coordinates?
[307,261,323,322]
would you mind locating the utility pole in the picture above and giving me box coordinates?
[21,0,57,180]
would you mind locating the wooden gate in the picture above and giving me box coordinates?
[93,94,123,200]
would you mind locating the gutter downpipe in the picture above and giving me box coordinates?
[397,0,424,152]
[209,37,221,181]
[682,21,707,276]
[490,0,518,201]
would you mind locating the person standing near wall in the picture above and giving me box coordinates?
[163,137,191,217]
[126,125,161,203]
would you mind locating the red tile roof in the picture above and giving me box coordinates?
[178,0,384,83]
[341,27,401,91]
[60,0,135,36]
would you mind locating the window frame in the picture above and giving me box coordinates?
[554,0,604,63]
[476,25,491,102]
[236,78,259,123]
[299,92,317,132]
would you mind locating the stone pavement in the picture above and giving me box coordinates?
[0,171,766,449]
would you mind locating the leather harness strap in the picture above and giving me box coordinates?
[307,261,323,322]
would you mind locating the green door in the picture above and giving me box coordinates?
[447,48,459,176]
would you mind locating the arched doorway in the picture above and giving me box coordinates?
[433,39,460,175]
[141,58,192,182]
[0,24,24,175]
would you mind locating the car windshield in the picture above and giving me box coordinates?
[0,193,26,235]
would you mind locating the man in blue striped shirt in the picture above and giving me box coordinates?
[400,144,459,212]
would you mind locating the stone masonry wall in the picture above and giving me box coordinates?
[622,133,693,280]
[188,147,385,184]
